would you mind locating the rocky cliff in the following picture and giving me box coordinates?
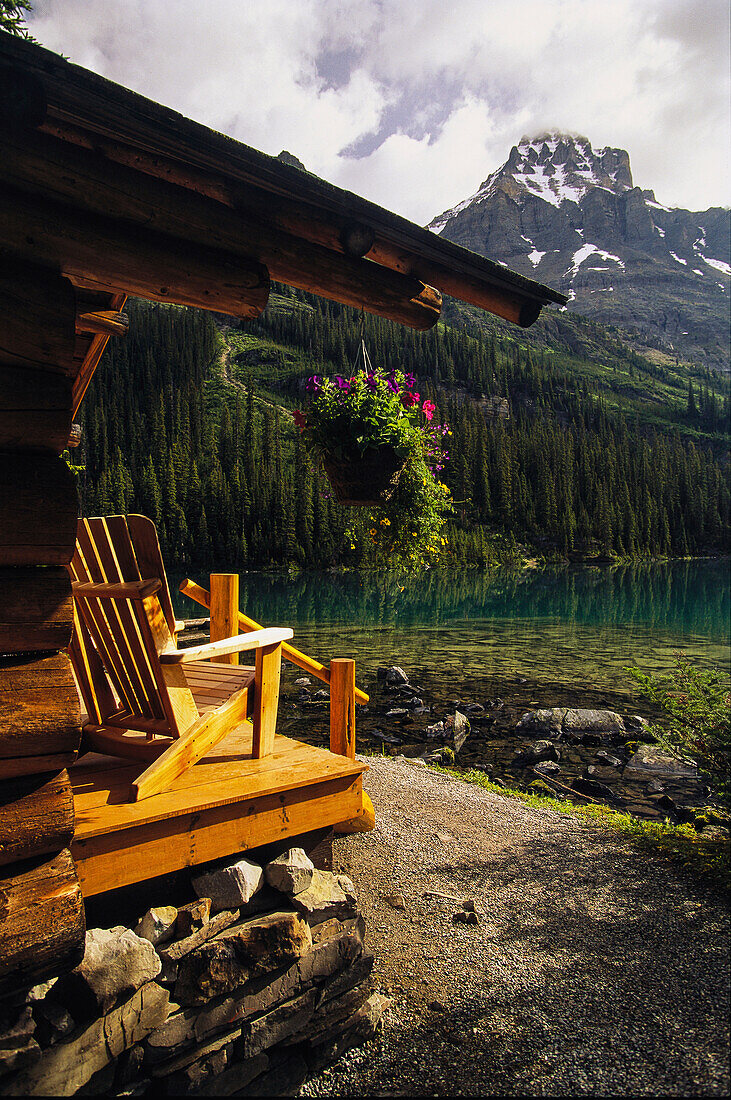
[429,133,730,371]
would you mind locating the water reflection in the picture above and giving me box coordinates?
[172,560,730,693]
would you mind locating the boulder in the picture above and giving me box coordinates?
[175,898,212,939]
[291,870,356,923]
[336,875,357,907]
[385,666,409,686]
[192,857,264,911]
[0,1006,39,1076]
[135,906,178,947]
[265,848,314,896]
[571,777,617,801]
[516,708,565,735]
[218,912,313,976]
[5,983,169,1096]
[522,740,560,764]
[174,941,248,1006]
[534,759,561,774]
[563,709,625,736]
[624,745,698,779]
[446,711,470,753]
[59,927,161,1015]
[595,750,622,768]
[157,909,239,982]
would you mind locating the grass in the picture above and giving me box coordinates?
[396,757,731,888]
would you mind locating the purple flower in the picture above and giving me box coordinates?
[334,376,351,392]
[365,374,378,391]
[387,378,399,393]
[306,375,322,392]
[405,372,416,389]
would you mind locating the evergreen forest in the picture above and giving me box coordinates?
[78,289,730,572]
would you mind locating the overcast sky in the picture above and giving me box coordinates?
[27,0,730,224]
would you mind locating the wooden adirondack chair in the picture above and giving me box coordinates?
[68,515,292,802]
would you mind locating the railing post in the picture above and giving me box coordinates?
[330,657,356,759]
[209,573,239,664]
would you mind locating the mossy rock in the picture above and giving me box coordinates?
[528,779,555,795]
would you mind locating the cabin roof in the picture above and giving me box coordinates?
[1,33,567,338]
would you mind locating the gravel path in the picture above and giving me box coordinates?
[301,756,730,1097]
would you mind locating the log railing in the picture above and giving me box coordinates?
[179,576,368,760]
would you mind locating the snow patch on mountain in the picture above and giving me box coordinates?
[567,243,625,280]
[702,255,731,276]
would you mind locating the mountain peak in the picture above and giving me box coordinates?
[426,133,730,372]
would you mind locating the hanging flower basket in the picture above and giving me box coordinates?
[321,446,407,506]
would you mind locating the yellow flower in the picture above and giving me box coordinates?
[380,517,391,526]
[369,528,377,535]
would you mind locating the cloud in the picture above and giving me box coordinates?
[28,0,730,220]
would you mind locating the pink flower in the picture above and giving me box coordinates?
[422,400,436,421]
[399,391,419,408]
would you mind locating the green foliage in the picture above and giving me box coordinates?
[629,655,731,809]
[297,366,431,462]
[296,364,452,570]
[346,457,453,571]
[79,290,730,573]
[62,448,85,478]
[0,0,35,39]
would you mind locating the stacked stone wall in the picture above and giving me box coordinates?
[0,847,387,1096]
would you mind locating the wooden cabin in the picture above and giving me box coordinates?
[0,32,566,1007]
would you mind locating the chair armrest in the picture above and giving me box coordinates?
[72,579,162,600]
[174,619,187,633]
[159,627,294,664]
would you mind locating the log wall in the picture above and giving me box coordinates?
[0,260,86,1000]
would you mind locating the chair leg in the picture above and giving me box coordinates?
[252,642,282,758]
[130,685,250,801]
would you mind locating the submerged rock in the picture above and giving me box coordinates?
[563,709,625,736]
[624,745,699,779]
[516,708,564,735]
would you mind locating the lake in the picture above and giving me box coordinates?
[174,559,730,706]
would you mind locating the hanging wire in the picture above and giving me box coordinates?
[352,307,373,374]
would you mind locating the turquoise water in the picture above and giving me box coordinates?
[172,560,730,698]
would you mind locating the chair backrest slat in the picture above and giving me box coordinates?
[68,516,197,734]
[88,518,167,721]
[74,519,162,720]
[127,514,178,637]
[68,605,116,725]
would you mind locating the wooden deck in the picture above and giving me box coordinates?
[69,726,366,897]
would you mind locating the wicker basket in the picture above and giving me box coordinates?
[321,447,406,506]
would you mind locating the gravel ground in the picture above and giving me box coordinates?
[300,755,730,1098]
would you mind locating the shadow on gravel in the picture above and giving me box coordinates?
[388,830,731,1097]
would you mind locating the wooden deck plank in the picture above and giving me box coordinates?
[70,728,366,839]
[72,773,363,897]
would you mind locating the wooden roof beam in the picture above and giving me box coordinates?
[0,39,564,327]
[0,130,441,330]
[0,182,271,319]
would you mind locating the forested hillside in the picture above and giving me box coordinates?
[78,291,730,571]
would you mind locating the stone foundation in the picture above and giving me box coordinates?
[0,848,387,1096]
